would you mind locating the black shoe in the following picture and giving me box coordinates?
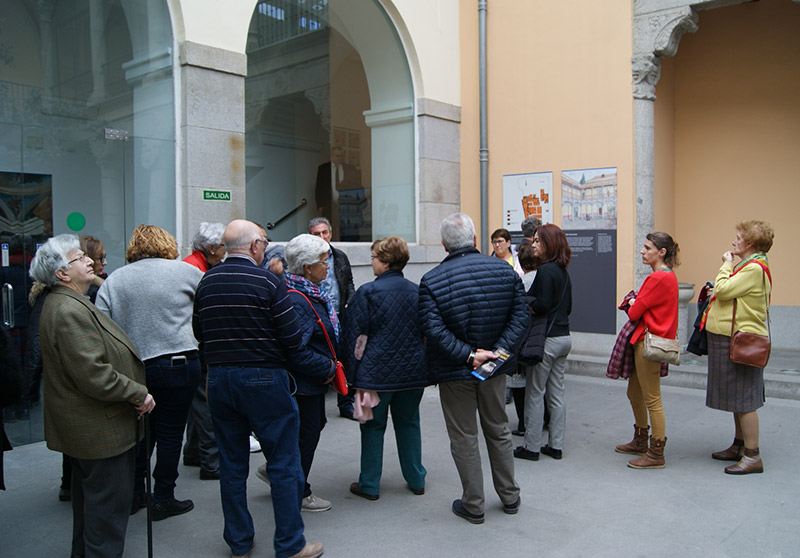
[503,497,521,515]
[451,499,484,524]
[130,492,147,515]
[151,498,194,521]
[339,407,357,421]
[513,446,539,461]
[199,469,220,480]
[540,445,562,460]
[183,455,201,467]
[511,429,526,437]
[58,487,72,502]
[407,484,425,495]
[349,482,379,500]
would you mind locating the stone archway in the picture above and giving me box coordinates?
[631,0,754,284]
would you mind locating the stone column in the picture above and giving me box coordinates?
[416,98,461,262]
[632,5,698,286]
[87,0,107,105]
[179,42,248,253]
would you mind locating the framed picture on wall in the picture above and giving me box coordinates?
[333,127,360,170]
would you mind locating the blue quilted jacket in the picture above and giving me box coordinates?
[341,270,428,391]
[419,247,529,384]
[287,290,337,396]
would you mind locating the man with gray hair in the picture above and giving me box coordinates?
[419,213,528,525]
[307,216,356,419]
[521,215,542,243]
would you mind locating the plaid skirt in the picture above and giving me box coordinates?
[706,332,765,412]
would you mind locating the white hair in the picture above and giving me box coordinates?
[29,235,81,287]
[285,234,329,275]
[440,213,475,252]
[191,222,225,252]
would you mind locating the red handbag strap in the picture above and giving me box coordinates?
[288,289,337,359]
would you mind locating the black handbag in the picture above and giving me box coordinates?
[517,279,568,366]
[518,311,548,365]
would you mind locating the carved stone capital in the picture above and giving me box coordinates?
[634,6,699,58]
[304,86,330,135]
[632,54,662,101]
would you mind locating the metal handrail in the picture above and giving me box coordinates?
[266,198,307,230]
[2,283,14,328]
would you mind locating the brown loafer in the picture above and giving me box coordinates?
[349,482,379,500]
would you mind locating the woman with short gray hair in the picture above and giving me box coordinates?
[275,233,338,512]
[184,222,225,273]
[285,233,329,275]
[31,234,154,557]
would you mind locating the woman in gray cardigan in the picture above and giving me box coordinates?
[96,225,203,522]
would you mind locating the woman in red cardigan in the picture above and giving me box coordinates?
[615,232,680,469]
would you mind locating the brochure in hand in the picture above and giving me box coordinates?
[471,347,512,381]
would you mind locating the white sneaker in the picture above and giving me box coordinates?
[249,435,261,453]
[301,493,332,512]
[256,463,270,485]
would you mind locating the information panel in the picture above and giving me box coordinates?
[561,167,617,334]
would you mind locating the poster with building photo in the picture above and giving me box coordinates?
[502,171,553,244]
[561,167,617,334]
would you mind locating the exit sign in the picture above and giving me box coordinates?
[203,190,231,202]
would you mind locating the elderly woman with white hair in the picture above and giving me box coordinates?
[282,233,338,512]
[184,221,226,273]
[30,234,154,558]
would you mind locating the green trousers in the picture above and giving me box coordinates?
[357,388,427,495]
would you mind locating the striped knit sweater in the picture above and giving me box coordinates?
[192,254,302,366]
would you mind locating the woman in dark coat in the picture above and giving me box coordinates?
[343,236,428,500]
[515,224,572,462]
[283,233,338,513]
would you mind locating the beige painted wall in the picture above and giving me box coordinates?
[460,0,637,296]
[657,0,799,305]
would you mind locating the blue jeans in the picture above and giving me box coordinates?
[134,355,201,500]
[207,366,306,558]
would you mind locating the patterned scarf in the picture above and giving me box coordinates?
[700,252,771,330]
[285,272,341,341]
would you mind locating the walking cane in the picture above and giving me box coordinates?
[137,413,154,558]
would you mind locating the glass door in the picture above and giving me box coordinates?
[0,122,131,446]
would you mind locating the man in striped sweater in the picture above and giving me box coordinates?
[193,220,323,558]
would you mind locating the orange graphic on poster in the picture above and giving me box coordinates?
[522,189,548,219]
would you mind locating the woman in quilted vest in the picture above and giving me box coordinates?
[342,236,428,500]
[703,220,774,475]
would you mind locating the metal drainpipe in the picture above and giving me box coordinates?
[478,0,488,254]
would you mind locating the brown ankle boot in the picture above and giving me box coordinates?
[711,438,744,461]
[627,436,666,469]
[615,425,649,455]
[724,447,763,475]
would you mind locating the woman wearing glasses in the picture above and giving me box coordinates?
[31,234,154,558]
[282,233,339,512]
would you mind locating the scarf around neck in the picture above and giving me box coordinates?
[286,272,340,340]
[700,252,771,330]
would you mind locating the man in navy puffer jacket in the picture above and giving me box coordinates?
[419,212,528,524]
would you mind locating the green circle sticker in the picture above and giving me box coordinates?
[66,212,86,231]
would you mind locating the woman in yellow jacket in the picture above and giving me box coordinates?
[703,220,774,475]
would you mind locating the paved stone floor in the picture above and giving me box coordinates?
[2,375,798,558]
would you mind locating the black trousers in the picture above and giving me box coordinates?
[70,447,135,558]
[294,393,327,498]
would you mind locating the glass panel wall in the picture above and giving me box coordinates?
[0,0,175,445]
[245,0,414,243]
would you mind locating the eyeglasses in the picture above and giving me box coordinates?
[491,239,507,245]
[256,239,269,248]
[312,260,330,267]
[66,252,88,266]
